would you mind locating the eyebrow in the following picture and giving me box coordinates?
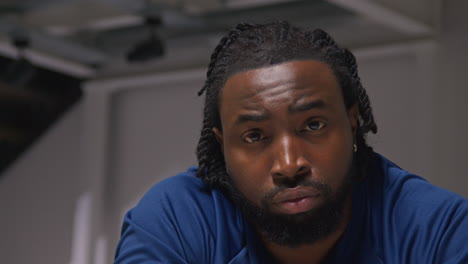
[233,100,326,125]
[235,112,270,125]
[289,100,326,114]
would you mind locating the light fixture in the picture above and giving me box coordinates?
[126,16,165,62]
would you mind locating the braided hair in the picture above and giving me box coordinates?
[196,21,377,193]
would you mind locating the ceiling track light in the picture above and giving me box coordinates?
[126,15,165,63]
[1,32,36,86]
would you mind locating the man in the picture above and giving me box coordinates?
[114,21,467,263]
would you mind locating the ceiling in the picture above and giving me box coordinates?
[0,0,438,79]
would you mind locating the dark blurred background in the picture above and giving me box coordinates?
[0,1,466,263]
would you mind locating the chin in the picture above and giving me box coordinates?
[228,182,352,247]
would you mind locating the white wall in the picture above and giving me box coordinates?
[102,76,205,260]
[0,103,84,264]
[432,0,468,196]
[358,44,437,180]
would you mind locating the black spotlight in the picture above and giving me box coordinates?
[126,16,165,63]
[1,32,36,86]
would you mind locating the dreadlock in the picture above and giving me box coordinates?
[196,21,377,192]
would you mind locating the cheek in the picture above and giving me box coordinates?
[313,129,354,186]
[223,145,271,203]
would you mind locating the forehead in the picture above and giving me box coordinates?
[220,60,342,110]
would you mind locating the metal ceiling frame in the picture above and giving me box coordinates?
[326,0,432,35]
[0,40,96,78]
[0,0,440,78]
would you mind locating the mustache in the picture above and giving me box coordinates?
[262,180,332,203]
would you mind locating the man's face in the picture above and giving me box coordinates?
[213,60,358,245]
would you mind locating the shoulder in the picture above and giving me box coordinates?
[368,154,468,263]
[133,168,244,233]
[136,167,214,214]
[373,154,466,213]
[115,168,248,263]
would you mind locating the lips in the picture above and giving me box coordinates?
[272,186,322,214]
[273,186,321,203]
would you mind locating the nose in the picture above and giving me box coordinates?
[270,134,311,181]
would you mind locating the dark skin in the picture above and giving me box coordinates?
[213,60,358,264]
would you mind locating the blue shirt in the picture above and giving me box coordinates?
[114,154,468,263]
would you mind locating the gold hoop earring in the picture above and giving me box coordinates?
[353,144,357,153]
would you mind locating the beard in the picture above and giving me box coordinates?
[222,164,355,248]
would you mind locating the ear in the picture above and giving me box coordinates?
[212,127,224,152]
[348,103,359,136]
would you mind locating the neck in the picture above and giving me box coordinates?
[260,194,352,264]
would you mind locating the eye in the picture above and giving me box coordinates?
[304,120,326,132]
[242,131,264,143]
